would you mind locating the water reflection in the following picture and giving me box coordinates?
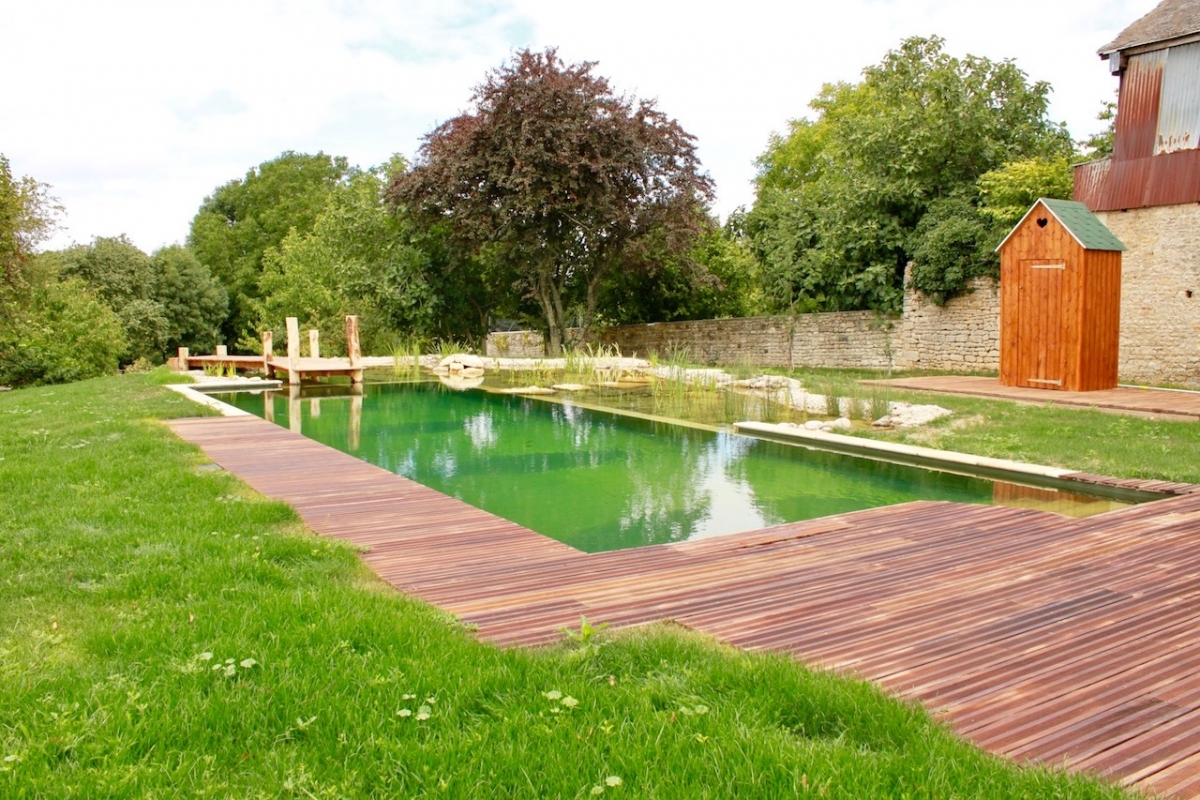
[220,382,1050,552]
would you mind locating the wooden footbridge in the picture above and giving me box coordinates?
[177,315,366,385]
[168,412,1200,798]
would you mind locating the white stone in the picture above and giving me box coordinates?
[439,353,485,370]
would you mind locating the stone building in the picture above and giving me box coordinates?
[1074,0,1200,385]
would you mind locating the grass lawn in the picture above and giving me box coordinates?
[0,372,1132,798]
[775,367,1200,485]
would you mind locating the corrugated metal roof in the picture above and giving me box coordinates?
[1100,0,1200,55]
[997,199,1126,252]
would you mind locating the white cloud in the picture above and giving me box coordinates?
[0,0,1161,251]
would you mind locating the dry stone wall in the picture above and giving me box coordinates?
[486,277,1001,373]
[1095,205,1200,386]
[895,276,1000,372]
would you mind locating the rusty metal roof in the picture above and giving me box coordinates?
[997,199,1126,252]
[1100,0,1200,55]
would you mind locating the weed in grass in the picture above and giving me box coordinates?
[561,615,609,658]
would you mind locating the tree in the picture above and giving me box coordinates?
[254,164,437,354]
[746,36,1074,313]
[1080,96,1117,160]
[1,154,60,292]
[188,151,350,345]
[389,48,714,354]
[0,157,121,388]
[148,245,229,354]
[600,224,760,324]
[50,237,227,363]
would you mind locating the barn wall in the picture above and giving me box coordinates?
[1095,204,1200,385]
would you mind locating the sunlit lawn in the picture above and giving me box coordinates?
[0,372,1131,798]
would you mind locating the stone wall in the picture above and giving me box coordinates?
[485,275,1002,373]
[1094,204,1200,386]
[894,276,1000,372]
[485,330,550,358]
[595,312,893,369]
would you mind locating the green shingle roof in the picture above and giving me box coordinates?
[997,198,1127,252]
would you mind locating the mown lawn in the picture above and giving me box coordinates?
[777,366,1200,485]
[0,372,1130,798]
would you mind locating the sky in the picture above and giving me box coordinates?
[1,0,1162,253]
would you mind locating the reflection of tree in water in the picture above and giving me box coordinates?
[609,423,716,549]
[726,437,993,522]
[228,383,998,555]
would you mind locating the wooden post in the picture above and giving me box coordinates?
[262,330,273,376]
[216,344,228,357]
[309,329,320,359]
[349,389,363,451]
[288,385,302,433]
[286,317,301,386]
[345,315,362,384]
[177,347,189,371]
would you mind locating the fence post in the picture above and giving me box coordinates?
[286,317,301,386]
[345,315,362,384]
[309,329,320,359]
[262,330,273,377]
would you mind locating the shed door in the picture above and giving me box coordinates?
[1017,260,1066,388]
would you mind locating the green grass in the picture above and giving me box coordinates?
[0,373,1131,798]
[767,367,1200,484]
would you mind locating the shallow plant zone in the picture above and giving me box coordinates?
[0,372,1131,798]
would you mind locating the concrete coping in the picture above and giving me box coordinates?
[733,420,1075,483]
[168,384,252,417]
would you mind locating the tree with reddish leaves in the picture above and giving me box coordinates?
[388,48,714,354]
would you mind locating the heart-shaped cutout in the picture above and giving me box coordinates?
[1036,217,1048,228]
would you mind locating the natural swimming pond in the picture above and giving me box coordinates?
[215,382,1129,553]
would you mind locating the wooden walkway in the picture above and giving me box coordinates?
[865,375,1200,421]
[169,414,1200,798]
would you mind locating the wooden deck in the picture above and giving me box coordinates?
[865,375,1200,421]
[182,354,365,383]
[169,413,1200,798]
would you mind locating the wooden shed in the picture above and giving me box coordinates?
[997,198,1126,392]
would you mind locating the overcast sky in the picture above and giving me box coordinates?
[2,0,1160,252]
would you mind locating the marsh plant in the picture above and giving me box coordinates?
[390,338,424,379]
[822,382,843,417]
[202,361,238,379]
[870,388,892,421]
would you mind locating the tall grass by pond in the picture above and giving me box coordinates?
[0,371,1129,798]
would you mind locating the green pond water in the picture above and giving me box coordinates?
[215,382,1113,553]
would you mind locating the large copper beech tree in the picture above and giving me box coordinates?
[388,49,714,354]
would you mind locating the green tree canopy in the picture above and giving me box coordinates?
[46,236,227,363]
[188,151,350,345]
[0,156,124,386]
[747,36,1074,313]
[389,48,715,354]
[253,163,438,354]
